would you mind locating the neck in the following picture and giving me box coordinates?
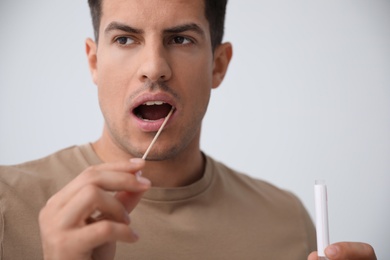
[141,149,205,187]
[92,130,205,188]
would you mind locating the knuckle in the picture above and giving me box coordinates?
[38,208,48,224]
[81,166,99,181]
[122,174,137,185]
[45,233,70,253]
[49,234,66,247]
[39,203,56,225]
[81,185,101,201]
[44,194,59,209]
[95,221,116,237]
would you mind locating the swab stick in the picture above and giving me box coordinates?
[142,106,174,160]
[88,112,174,222]
[315,180,330,260]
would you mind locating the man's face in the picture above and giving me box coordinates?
[88,0,223,160]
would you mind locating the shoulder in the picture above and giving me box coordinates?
[0,144,99,197]
[1,144,96,173]
[207,155,309,215]
[206,155,316,252]
[0,143,98,176]
[0,145,96,260]
[208,156,294,198]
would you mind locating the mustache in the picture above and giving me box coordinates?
[142,81,179,98]
[146,81,170,92]
[127,81,180,105]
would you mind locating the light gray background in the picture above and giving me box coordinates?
[0,1,389,259]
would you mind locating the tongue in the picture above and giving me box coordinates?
[136,104,172,121]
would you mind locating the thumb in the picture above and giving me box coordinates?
[115,174,151,212]
[307,251,318,260]
[325,242,376,260]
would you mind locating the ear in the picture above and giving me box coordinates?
[85,38,98,85]
[211,42,233,89]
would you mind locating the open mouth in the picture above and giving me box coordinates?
[133,101,173,121]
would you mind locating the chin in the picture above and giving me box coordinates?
[143,146,181,161]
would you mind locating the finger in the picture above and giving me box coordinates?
[77,220,139,249]
[92,243,116,260]
[325,242,376,260]
[115,190,146,213]
[47,160,146,208]
[52,221,138,257]
[58,185,130,227]
[114,173,151,212]
[307,251,318,260]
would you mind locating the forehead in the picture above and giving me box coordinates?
[100,0,208,33]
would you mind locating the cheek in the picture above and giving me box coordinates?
[190,61,213,99]
[96,73,128,122]
[178,62,213,118]
[96,54,135,113]
[178,55,213,87]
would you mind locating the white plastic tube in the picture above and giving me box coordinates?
[315,180,330,260]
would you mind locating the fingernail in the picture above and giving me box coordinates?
[136,170,142,177]
[131,229,139,240]
[130,158,144,165]
[137,175,151,186]
[325,245,338,258]
[123,212,130,224]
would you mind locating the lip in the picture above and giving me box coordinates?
[130,92,177,132]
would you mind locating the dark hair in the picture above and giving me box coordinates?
[87,0,227,50]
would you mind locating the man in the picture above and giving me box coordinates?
[0,0,376,259]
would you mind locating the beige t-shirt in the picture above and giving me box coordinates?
[0,144,316,259]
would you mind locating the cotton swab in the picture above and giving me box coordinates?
[141,106,174,160]
[88,109,174,223]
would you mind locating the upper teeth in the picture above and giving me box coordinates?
[143,101,165,106]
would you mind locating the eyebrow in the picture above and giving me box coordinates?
[104,21,205,38]
[163,23,205,37]
[104,22,143,35]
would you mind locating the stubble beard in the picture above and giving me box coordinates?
[101,82,210,161]
[105,112,204,161]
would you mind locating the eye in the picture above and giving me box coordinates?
[170,36,193,45]
[115,36,135,46]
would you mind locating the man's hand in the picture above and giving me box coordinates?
[39,158,151,260]
[308,242,376,260]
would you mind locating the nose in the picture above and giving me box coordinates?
[137,42,172,83]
